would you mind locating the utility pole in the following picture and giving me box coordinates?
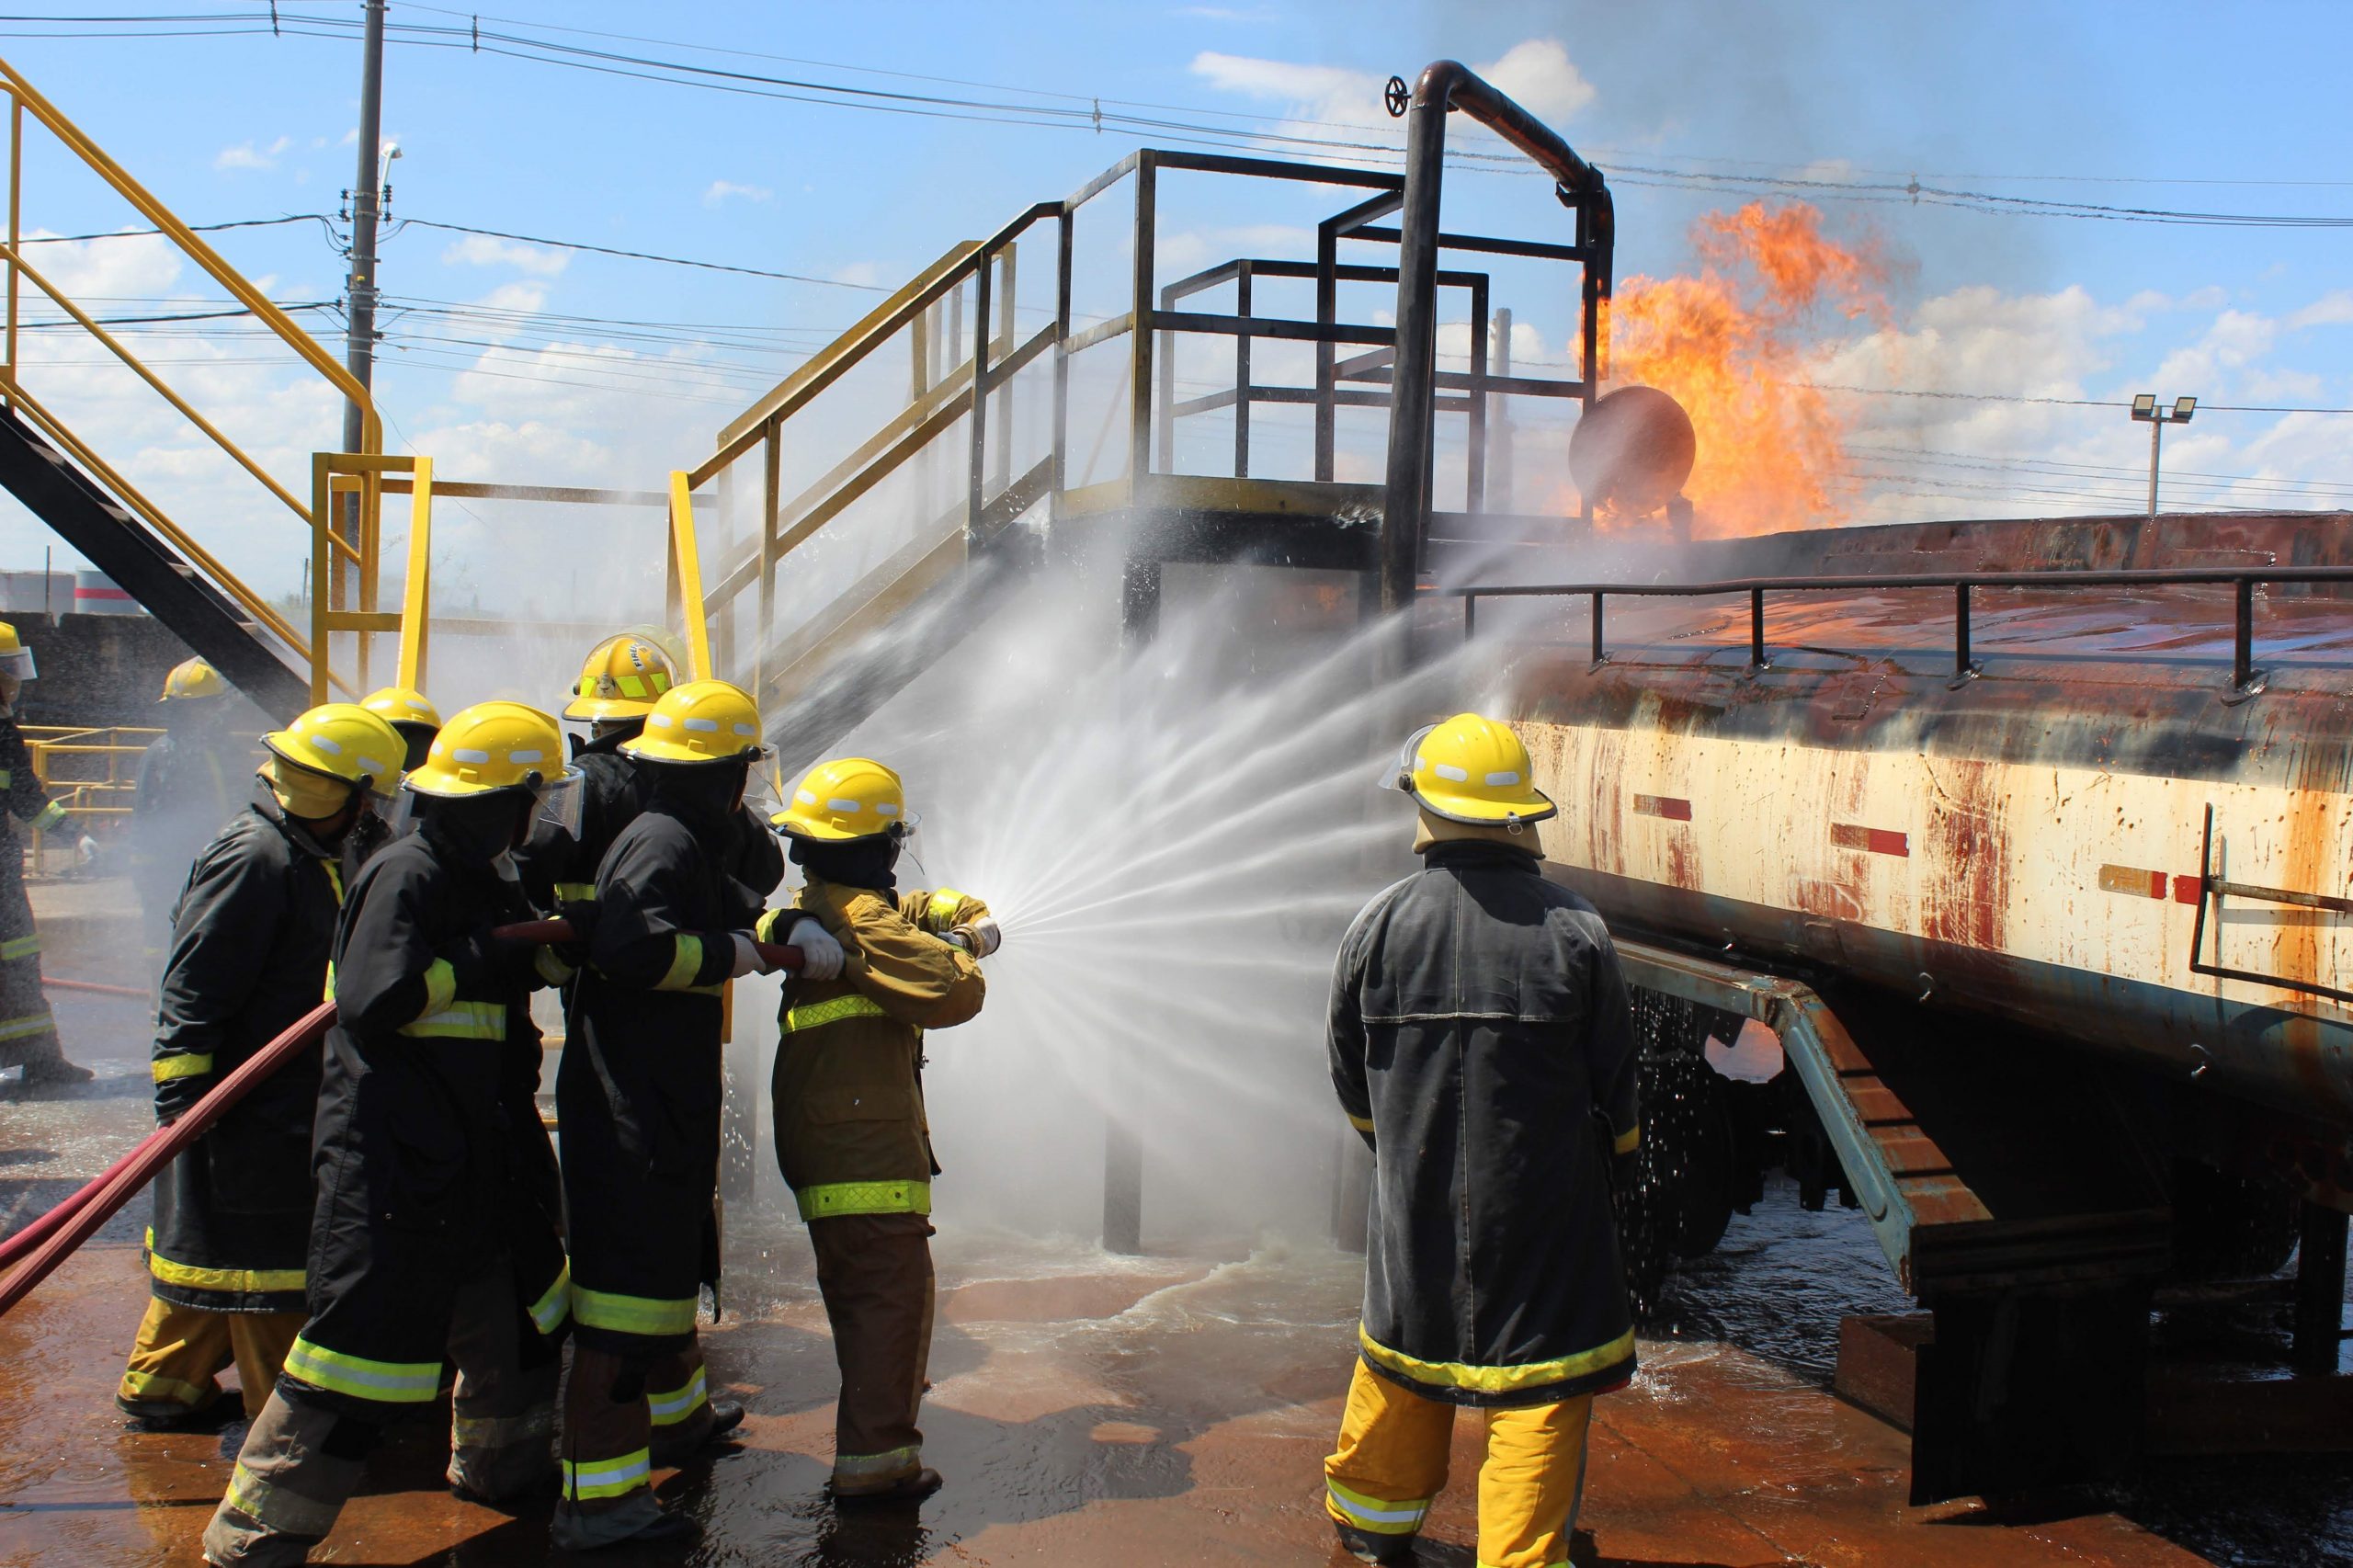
[2129,392,2196,517]
[335,0,387,608]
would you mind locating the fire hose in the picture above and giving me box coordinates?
[0,921,801,1315]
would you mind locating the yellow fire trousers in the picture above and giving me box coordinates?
[119,1296,303,1421]
[1324,1358,1594,1568]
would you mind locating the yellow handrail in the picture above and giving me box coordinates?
[4,379,310,656]
[0,57,381,455]
[670,470,712,681]
[397,456,432,689]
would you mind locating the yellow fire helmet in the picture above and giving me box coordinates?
[159,656,226,702]
[564,631,677,722]
[362,685,443,770]
[262,703,405,803]
[620,678,767,767]
[1386,711,1557,826]
[773,756,916,842]
[0,621,36,681]
[406,700,572,798]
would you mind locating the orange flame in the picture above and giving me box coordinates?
[1606,202,1885,537]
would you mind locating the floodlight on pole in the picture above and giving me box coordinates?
[2129,392,2196,517]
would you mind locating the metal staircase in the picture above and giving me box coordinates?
[0,60,406,722]
[685,145,1610,760]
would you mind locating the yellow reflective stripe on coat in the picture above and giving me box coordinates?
[527,1260,571,1336]
[417,956,457,1018]
[399,999,507,1040]
[1357,1323,1636,1397]
[1325,1476,1432,1536]
[145,1227,302,1295]
[1347,1111,1375,1134]
[796,1178,930,1221]
[29,799,65,832]
[782,994,890,1033]
[571,1283,698,1338]
[563,1447,652,1502]
[0,933,39,961]
[553,881,596,904]
[656,934,704,991]
[153,1051,213,1083]
[754,907,793,943]
[0,1011,51,1041]
[926,888,965,929]
[1612,1124,1641,1155]
[282,1335,440,1403]
[647,1364,708,1426]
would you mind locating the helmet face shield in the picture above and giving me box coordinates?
[0,645,36,682]
[532,769,585,840]
[1382,723,1438,794]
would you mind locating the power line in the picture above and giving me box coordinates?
[392,217,888,291]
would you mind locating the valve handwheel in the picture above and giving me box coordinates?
[1383,74,1409,119]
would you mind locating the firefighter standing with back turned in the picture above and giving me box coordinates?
[116,703,404,1430]
[202,702,577,1567]
[771,756,998,1503]
[132,657,251,976]
[552,678,841,1551]
[1322,713,1640,1568]
[0,620,86,1085]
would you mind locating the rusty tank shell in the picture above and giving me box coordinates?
[1490,511,2353,1137]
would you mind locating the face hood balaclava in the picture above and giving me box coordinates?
[418,789,533,869]
[789,831,901,896]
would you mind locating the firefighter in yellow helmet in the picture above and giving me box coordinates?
[514,631,781,964]
[360,686,441,772]
[117,704,403,1430]
[133,656,253,980]
[552,680,839,1550]
[206,703,575,1565]
[0,621,85,1085]
[770,756,998,1502]
[1322,713,1639,1568]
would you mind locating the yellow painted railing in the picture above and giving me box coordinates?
[0,58,395,703]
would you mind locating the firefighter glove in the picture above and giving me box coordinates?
[790,918,845,980]
[951,914,1001,958]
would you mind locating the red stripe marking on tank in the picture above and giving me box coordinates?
[1632,794,1692,821]
[73,586,131,600]
[1831,823,1908,857]
[2097,864,2169,899]
[2172,874,2204,904]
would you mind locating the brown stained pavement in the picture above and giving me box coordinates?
[0,1236,2211,1567]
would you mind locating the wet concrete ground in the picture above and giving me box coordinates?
[0,880,2335,1566]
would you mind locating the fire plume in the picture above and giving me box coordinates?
[1606,201,1884,537]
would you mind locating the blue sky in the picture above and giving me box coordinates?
[1,0,2350,593]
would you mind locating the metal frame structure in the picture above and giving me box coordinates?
[1379,60,1614,611]
[690,142,1608,706]
[1452,563,2353,697]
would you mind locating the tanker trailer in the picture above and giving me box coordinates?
[1461,503,2353,1502]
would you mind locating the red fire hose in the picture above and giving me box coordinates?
[0,1001,335,1316]
[44,976,148,999]
[0,924,802,1314]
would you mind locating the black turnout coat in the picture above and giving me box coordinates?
[513,730,782,917]
[559,791,785,1353]
[0,712,65,1066]
[1328,840,1642,1408]
[146,788,384,1313]
[288,824,566,1414]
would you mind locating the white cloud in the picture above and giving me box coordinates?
[831,260,883,288]
[214,135,292,172]
[702,179,774,207]
[2290,290,2353,329]
[439,234,569,277]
